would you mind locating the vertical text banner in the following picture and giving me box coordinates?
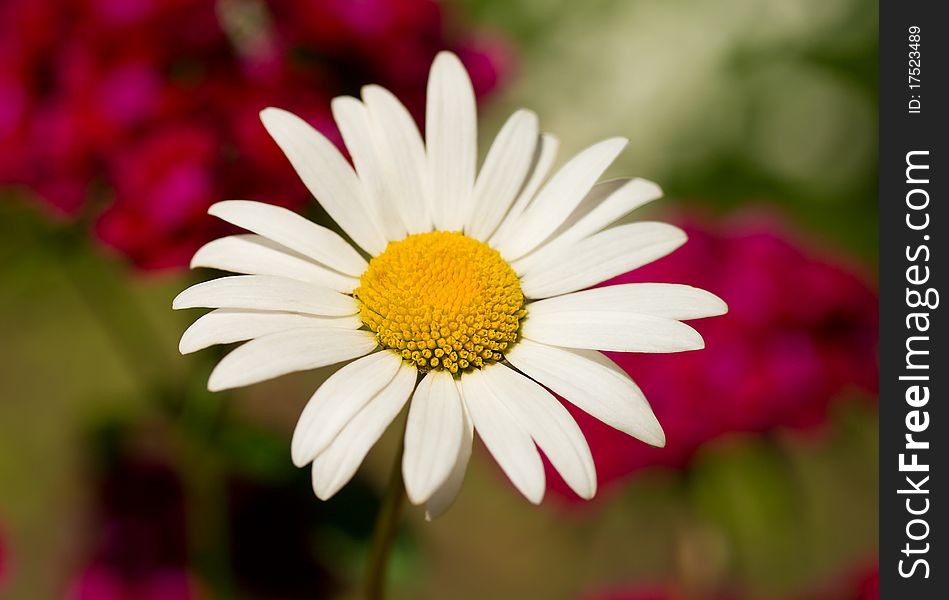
[880,0,946,597]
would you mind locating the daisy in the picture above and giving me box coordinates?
[174,51,727,518]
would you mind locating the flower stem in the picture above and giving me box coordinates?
[365,435,406,600]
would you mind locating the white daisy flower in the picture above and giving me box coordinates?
[174,51,727,518]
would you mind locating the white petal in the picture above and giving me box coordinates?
[521,310,704,353]
[402,371,465,505]
[505,339,665,447]
[207,328,377,392]
[520,222,687,299]
[479,363,596,499]
[173,275,357,316]
[424,381,473,520]
[310,362,416,499]
[426,51,477,232]
[496,138,627,261]
[460,369,545,504]
[191,235,358,293]
[466,110,539,241]
[331,96,407,242]
[527,284,728,321]
[512,178,662,274]
[179,308,360,354]
[291,351,403,467]
[489,134,559,248]
[207,200,367,276]
[362,85,431,234]
[259,107,387,255]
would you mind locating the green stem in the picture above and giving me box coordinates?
[365,437,406,600]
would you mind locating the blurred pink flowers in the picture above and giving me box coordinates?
[548,213,878,501]
[69,566,203,600]
[0,0,511,269]
[67,457,203,600]
[584,561,878,600]
[586,588,736,600]
[0,523,8,592]
[841,564,878,600]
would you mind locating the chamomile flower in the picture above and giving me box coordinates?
[174,51,726,517]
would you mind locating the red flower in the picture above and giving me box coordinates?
[547,212,878,501]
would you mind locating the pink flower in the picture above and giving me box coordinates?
[0,524,8,592]
[583,561,877,600]
[68,455,203,600]
[0,0,227,216]
[584,585,737,600]
[96,125,224,269]
[269,0,514,116]
[849,564,879,600]
[68,565,203,600]
[800,562,878,600]
[1,0,511,268]
[547,212,878,501]
[92,70,344,269]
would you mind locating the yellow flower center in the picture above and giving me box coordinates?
[354,231,525,374]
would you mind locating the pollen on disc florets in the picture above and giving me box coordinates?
[354,231,525,374]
